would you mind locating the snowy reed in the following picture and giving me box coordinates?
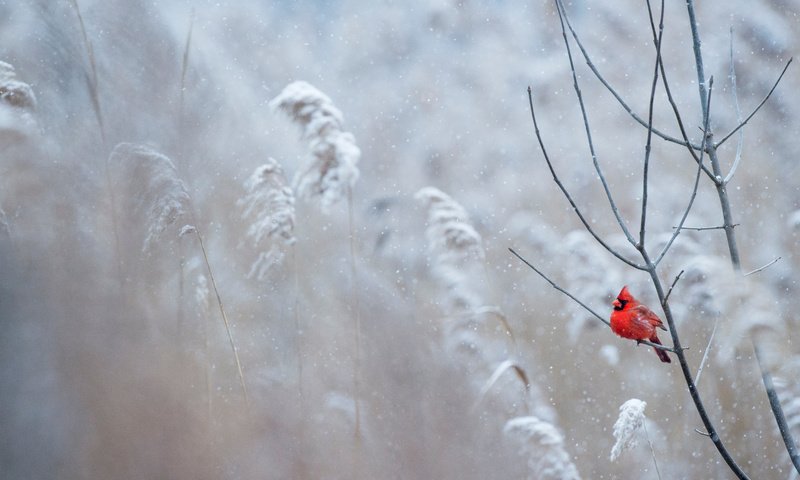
[237,158,296,280]
[504,416,581,480]
[0,62,36,110]
[110,142,248,406]
[610,398,648,461]
[110,143,190,252]
[415,186,484,313]
[271,80,363,439]
[269,81,360,212]
[0,61,36,137]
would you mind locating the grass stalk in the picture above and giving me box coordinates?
[194,227,249,408]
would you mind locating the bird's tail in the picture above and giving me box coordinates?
[650,335,671,363]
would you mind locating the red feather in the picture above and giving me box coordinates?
[610,286,671,363]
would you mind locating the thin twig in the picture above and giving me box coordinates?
[716,58,793,149]
[554,0,703,152]
[643,421,663,480]
[554,0,638,247]
[68,0,105,143]
[686,1,709,125]
[195,228,249,408]
[695,428,712,437]
[347,186,363,441]
[694,316,719,387]
[723,29,745,185]
[638,0,666,250]
[654,76,713,266]
[663,270,684,304]
[510,247,609,327]
[672,224,738,231]
[527,88,644,270]
[743,257,781,277]
[753,342,800,474]
[508,248,675,353]
[644,0,715,180]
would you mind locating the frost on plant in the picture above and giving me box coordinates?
[415,186,484,313]
[237,157,296,280]
[610,398,647,461]
[270,81,360,212]
[504,416,581,480]
[110,143,191,252]
[0,61,37,138]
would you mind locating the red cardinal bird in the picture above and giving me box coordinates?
[610,286,671,363]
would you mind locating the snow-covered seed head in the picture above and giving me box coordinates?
[415,186,484,263]
[110,143,191,252]
[504,416,582,480]
[610,398,647,461]
[270,81,360,212]
[416,186,485,313]
[237,157,296,280]
[0,61,36,110]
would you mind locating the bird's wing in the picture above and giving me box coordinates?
[632,304,666,330]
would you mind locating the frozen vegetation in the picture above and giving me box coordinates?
[0,1,799,478]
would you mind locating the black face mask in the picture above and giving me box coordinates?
[613,298,628,311]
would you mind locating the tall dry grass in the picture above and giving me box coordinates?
[0,2,798,479]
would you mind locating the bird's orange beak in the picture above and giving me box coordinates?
[612,298,621,308]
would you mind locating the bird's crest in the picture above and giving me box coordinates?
[617,285,633,302]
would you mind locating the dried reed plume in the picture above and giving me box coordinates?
[504,416,581,480]
[0,61,37,138]
[417,186,553,434]
[237,157,296,280]
[271,80,364,439]
[610,398,648,461]
[269,81,360,212]
[0,61,36,110]
[110,143,191,252]
[110,142,249,406]
[415,186,484,313]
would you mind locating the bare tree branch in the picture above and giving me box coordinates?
[508,248,674,353]
[672,224,738,231]
[716,58,793,149]
[663,270,684,304]
[527,88,645,270]
[753,342,800,473]
[553,0,703,152]
[553,0,638,247]
[638,0,666,249]
[694,316,719,387]
[654,76,713,266]
[510,247,609,327]
[744,257,781,277]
